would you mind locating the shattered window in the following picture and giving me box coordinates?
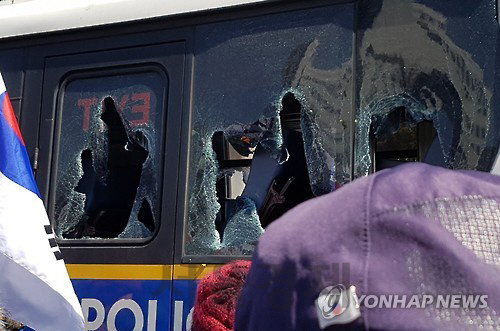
[355,0,499,176]
[184,0,500,257]
[52,70,165,240]
[185,4,355,256]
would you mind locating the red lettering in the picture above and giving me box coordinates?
[130,92,150,126]
[78,98,98,132]
[119,95,129,113]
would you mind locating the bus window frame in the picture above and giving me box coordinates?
[175,0,358,264]
[38,41,186,264]
[51,64,168,245]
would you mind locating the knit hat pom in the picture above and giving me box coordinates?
[192,260,251,331]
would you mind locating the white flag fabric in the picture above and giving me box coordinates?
[0,73,84,330]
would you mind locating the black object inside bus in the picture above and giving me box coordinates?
[254,92,314,227]
[63,97,154,238]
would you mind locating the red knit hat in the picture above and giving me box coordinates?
[192,260,251,331]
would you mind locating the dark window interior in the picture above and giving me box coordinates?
[53,71,165,240]
[373,107,439,171]
[64,97,153,238]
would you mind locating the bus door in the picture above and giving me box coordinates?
[37,42,185,331]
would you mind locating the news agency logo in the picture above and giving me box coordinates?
[315,285,361,328]
[318,284,348,319]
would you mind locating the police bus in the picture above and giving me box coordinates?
[0,0,499,329]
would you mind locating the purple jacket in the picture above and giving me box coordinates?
[235,163,500,330]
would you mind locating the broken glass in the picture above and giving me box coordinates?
[185,133,222,254]
[296,92,336,196]
[355,0,499,176]
[53,71,165,240]
[186,4,355,255]
[220,197,263,254]
[185,0,500,256]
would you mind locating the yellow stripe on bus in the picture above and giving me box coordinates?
[172,264,220,280]
[66,264,221,280]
